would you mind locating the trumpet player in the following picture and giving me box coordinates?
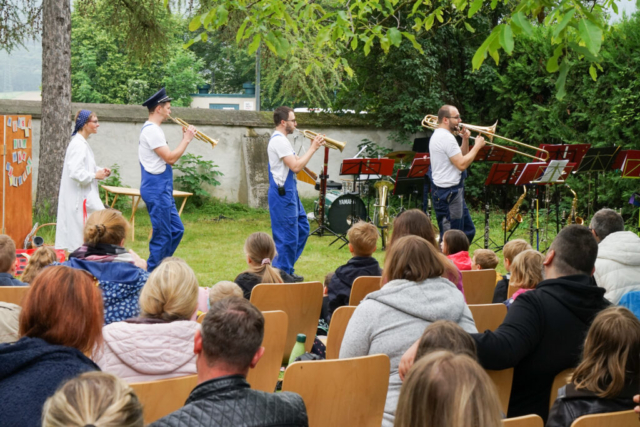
[139,87,197,272]
[429,105,486,243]
[268,106,325,281]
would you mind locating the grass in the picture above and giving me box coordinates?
[35,197,562,285]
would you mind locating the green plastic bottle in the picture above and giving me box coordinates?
[288,333,307,365]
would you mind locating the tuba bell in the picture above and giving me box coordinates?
[301,130,346,152]
[373,180,395,249]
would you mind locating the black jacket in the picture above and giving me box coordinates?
[150,375,308,427]
[327,256,381,319]
[472,274,609,421]
[547,382,638,427]
[492,274,509,303]
[235,270,296,300]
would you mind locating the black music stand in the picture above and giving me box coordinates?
[310,147,342,240]
[396,155,430,211]
[575,146,621,214]
[480,163,522,251]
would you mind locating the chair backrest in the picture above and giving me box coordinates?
[250,281,323,362]
[130,374,198,424]
[549,368,575,409]
[349,276,381,306]
[486,368,514,415]
[282,354,390,427]
[0,286,29,306]
[325,306,357,359]
[247,310,288,392]
[507,282,518,299]
[196,313,206,324]
[462,269,497,304]
[571,410,640,427]
[503,414,544,427]
[469,304,508,332]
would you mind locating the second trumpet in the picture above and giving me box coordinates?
[168,115,219,148]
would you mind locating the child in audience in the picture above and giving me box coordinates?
[395,351,503,427]
[318,272,334,335]
[442,229,472,271]
[42,372,143,427]
[504,249,544,308]
[0,302,20,344]
[21,246,57,284]
[492,239,531,303]
[208,281,243,307]
[415,320,477,361]
[235,232,295,299]
[471,248,499,271]
[547,307,640,427]
[326,221,381,319]
[0,235,25,286]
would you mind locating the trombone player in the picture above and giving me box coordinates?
[429,105,486,244]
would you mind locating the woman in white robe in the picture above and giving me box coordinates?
[55,110,111,251]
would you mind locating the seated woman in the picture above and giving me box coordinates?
[21,246,58,284]
[442,229,473,271]
[395,351,503,427]
[93,257,200,383]
[547,306,640,427]
[63,209,149,324]
[339,235,477,427]
[0,266,103,427]
[235,232,295,299]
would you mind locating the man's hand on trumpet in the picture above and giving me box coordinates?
[310,133,326,151]
[181,125,197,144]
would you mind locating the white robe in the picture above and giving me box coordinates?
[55,133,104,251]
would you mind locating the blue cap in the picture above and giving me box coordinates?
[142,87,172,109]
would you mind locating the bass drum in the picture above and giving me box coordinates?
[327,194,367,235]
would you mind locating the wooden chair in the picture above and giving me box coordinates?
[549,368,575,409]
[486,368,514,415]
[282,354,390,427]
[462,270,497,304]
[130,374,198,424]
[507,282,518,299]
[247,310,288,392]
[0,286,29,306]
[469,304,508,332]
[571,410,640,427]
[503,414,544,427]
[325,306,356,359]
[250,281,323,362]
[196,312,206,324]
[349,276,381,306]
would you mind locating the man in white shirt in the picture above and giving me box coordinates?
[139,88,196,272]
[268,106,324,280]
[429,105,485,244]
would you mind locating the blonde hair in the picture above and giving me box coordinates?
[572,306,640,398]
[0,235,16,273]
[209,281,243,306]
[139,257,199,321]
[347,222,378,256]
[503,239,532,264]
[242,232,283,284]
[383,235,445,283]
[472,249,499,270]
[510,249,544,290]
[42,371,143,427]
[394,351,502,427]
[83,210,129,247]
[21,246,57,284]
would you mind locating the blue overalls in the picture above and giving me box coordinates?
[428,168,476,244]
[140,124,184,272]
[268,152,309,275]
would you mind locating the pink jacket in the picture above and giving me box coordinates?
[447,251,473,271]
[93,320,199,383]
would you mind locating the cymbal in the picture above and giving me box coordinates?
[385,151,416,163]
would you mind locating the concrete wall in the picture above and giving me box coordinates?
[0,100,420,207]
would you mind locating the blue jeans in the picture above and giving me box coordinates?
[432,184,476,244]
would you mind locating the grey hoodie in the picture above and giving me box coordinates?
[339,277,477,427]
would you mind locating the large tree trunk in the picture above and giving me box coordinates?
[35,0,71,218]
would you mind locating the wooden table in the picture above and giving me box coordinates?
[101,185,193,241]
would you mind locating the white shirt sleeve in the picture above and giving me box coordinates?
[444,136,462,158]
[141,125,166,150]
[272,136,295,159]
[66,141,94,185]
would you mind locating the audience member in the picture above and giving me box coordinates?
[235,232,295,299]
[471,248,499,270]
[504,249,544,308]
[326,221,381,319]
[442,229,472,271]
[340,235,477,427]
[20,246,57,284]
[208,281,243,308]
[590,208,640,303]
[93,257,200,382]
[0,266,102,427]
[0,302,20,343]
[318,272,334,335]
[394,351,502,427]
[63,210,149,324]
[415,320,477,361]
[42,371,144,427]
[492,239,531,303]
[0,235,25,286]
[547,307,640,427]
[151,297,308,426]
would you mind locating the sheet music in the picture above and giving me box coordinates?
[536,160,569,183]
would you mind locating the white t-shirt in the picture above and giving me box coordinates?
[429,128,462,188]
[267,131,296,186]
[139,121,168,174]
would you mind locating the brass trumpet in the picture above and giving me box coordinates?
[168,115,219,148]
[421,114,549,162]
[301,130,346,152]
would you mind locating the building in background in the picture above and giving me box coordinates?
[190,83,257,111]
